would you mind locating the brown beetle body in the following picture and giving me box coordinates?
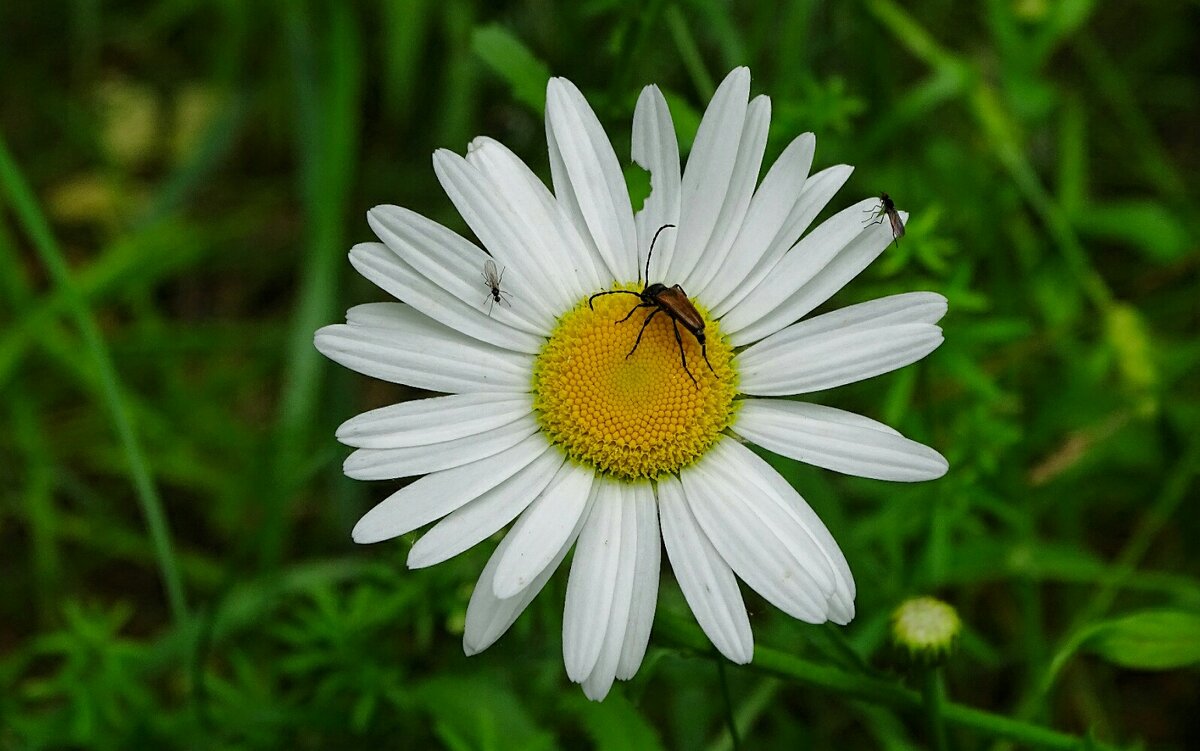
[588,225,715,386]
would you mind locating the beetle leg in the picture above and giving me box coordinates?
[700,339,716,374]
[626,309,660,359]
[588,289,643,310]
[616,302,653,325]
[671,319,698,386]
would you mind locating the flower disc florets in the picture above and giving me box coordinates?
[533,286,737,480]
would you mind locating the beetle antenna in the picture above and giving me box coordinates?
[642,224,676,285]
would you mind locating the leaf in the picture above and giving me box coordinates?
[414,676,557,751]
[471,25,551,114]
[1077,200,1192,262]
[565,692,665,751]
[1083,611,1200,670]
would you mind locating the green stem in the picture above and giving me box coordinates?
[716,658,741,750]
[923,668,950,751]
[0,135,189,625]
[657,614,1124,751]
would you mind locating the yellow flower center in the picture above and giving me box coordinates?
[533,285,737,481]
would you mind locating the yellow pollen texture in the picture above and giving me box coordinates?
[533,286,737,481]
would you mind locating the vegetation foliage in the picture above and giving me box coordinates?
[1,1,1197,748]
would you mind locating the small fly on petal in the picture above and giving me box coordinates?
[865,192,905,247]
[481,258,513,315]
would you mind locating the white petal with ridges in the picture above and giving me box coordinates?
[695,132,815,304]
[710,164,853,317]
[348,242,544,354]
[728,203,910,345]
[463,491,592,656]
[658,475,753,664]
[667,67,750,285]
[343,413,539,480]
[562,481,624,682]
[733,400,948,481]
[681,445,830,623]
[367,205,549,336]
[713,440,856,621]
[738,305,944,395]
[685,94,771,294]
[314,305,531,393]
[407,448,564,568]
[336,393,532,449]
[493,461,594,599]
[433,149,564,322]
[546,78,638,282]
[466,137,603,302]
[580,491,639,700]
[350,433,551,544]
[632,85,681,278]
[616,483,660,679]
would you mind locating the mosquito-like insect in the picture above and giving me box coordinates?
[481,259,512,315]
[587,224,715,387]
[865,192,905,246]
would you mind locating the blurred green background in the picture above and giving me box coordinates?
[2,0,1198,748]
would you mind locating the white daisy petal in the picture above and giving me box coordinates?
[432,149,564,323]
[463,490,593,656]
[314,306,531,394]
[632,85,681,278]
[667,67,750,285]
[681,443,831,623]
[580,489,640,700]
[616,482,660,680]
[493,461,595,599]
[739,323,942,395]
[336,392,532,449]
[694,132,815,305]
[562,480,625,682]
[466,137,602,303]
[713,440,856,621]
[407,448,564,568]
[719,197,879,337]
[343,413,540,480]
[709,164,853,318]
[658,475,753,664]
[704,441,839,595]
[738,293,946,395]
[348,242,544,355]
[684,94,771,294]
[546,78,638,282]
[367,205,550,336]
[350,434,551,544]
[725,201,910,345]
[733,400,947,482]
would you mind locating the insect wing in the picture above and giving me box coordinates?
[483,259,500,285]
[657,285,705,334]
[887,209,906,239]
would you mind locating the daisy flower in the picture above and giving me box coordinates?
[315,67,948,700]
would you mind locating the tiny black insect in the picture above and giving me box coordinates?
[587,224,715,387]
[865,192,905,246]
[481,259,512,315]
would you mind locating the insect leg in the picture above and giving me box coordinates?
[700,339,715,374]
[671,319,698,386]
[625,309,660,359]
[616,302,653,325]
[588,289,642,310]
